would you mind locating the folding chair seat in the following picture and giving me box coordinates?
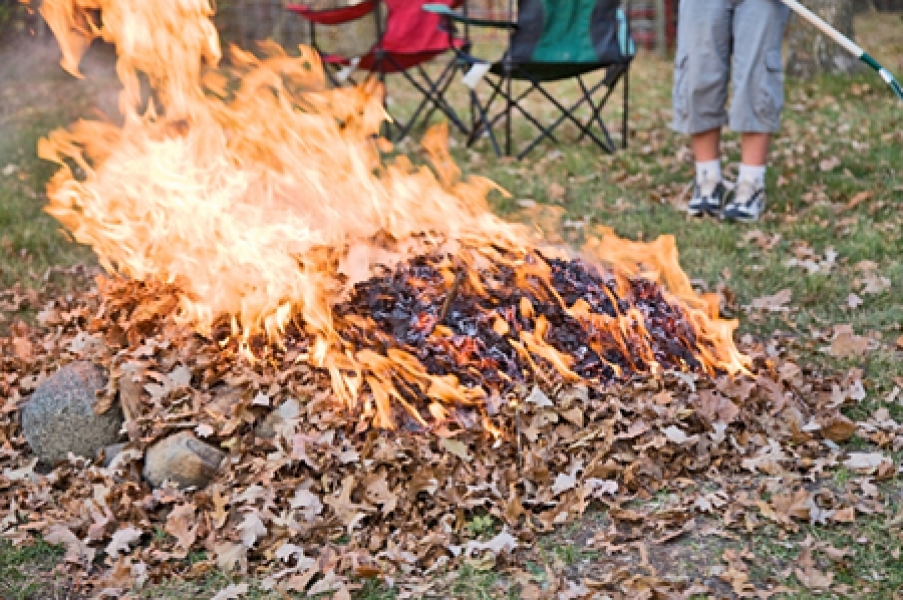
[287,0,471,142]
[425,0,635,159]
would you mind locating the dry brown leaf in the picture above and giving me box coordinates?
[831,506,856,523]
[773,488,812,522]
[844,452,888,473]
[861,272,891,295]
[844,190,874,211]
[819,156,840,171]
[830,325,871,358]
[105,526,143,559]
[441,438,471,461]
[165,504,198,553]
[45,524,95,565]
[547,182,566,202]
[749,289,792,312]
[795,566,833,590]
[11,335,33,361]
[325,475,369,527]
[214,541,247,573]
[820,415,857,442]
[236,510,267,548]
[452,527,518,557]
[211,582,249,600]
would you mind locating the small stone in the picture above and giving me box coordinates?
[143,431,225,489]
[20,362,123,465]
[100,442,128,468]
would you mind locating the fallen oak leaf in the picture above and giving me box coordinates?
[214,541,247,573]
[843,190,874,211]
[843,452,889,474]
[820,415,857,442]
[441,437,471,461]
[551,472,577,496]
[819,156,840,172]
[795,566,833,590]
[450,527,518,558]
[236,510,267,548]
[211,582,249,600]
[831,506,856,523]
[105,526,143,559]
[829,325,871,358]
[661,425,699,445]
[164,503,198,553]
[525,385,553,408]
[861,272,891,295]
[748,289,792,312]
[45,524,95,565]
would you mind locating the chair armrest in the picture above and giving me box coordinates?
[422,4,517,30]
[287,1,376,25]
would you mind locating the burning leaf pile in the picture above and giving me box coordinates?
[333,248,723,430]
[1,277,866,597]
[0,0,884,597]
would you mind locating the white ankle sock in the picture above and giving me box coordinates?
[738,164,766,187]
[696,159,722,186]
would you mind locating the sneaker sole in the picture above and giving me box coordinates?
[687,205,722,217]
[722,212,760,223]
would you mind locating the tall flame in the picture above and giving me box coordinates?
[37,0,748,428]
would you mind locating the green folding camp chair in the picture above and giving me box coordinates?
[425,0,635,159]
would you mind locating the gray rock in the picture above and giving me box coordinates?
[143,431,225,489]
[20,362,123,465]
[100,442,128,468]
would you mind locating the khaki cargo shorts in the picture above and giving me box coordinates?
[672,0,791,134]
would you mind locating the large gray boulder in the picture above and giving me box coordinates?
[143,431,225,489]
[20,362,123,465]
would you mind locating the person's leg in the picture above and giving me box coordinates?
[692,128,722,163]
[672,0,732,215]
[740,132,770,167]
[724,0,791,222]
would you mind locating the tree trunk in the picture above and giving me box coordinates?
[786,0,860,78]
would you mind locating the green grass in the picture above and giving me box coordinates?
[0,539,66,600]
[2,12,903,600]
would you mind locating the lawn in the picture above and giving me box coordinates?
[1,12,902,599]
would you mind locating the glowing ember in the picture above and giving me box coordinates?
[37,0,748,430]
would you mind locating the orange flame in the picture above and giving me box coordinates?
[37,0,748,430]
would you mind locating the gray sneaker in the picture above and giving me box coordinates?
[687,180,726,217]
[723,180,766,222]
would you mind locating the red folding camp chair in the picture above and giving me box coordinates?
[287,0,470,142]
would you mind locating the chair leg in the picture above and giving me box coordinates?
[392,59,468,140]
[578,75,619,153]
[419,60,470,135]
[505,72,513,157]
[471,88,503,157]
[622,65,630,150]
[467,79,503,147]
[575,72,623,151]
[516,75,611,159]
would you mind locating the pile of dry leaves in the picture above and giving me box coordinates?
[0,274,896,599]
